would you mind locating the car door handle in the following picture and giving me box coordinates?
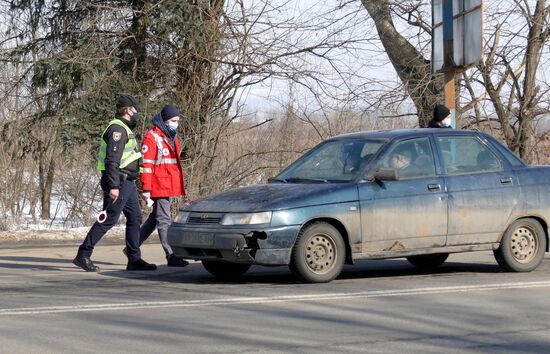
[500,177,513,185]
[427,184,441,192]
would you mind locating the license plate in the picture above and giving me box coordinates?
[184,232,214,246]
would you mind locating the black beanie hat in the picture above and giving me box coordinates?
[433,104,450,122]
[116,95,139,111]
[161,105,181,121]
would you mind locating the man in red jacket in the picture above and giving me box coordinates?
[139,104,188,267]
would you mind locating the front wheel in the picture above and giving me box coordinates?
[494,218,546,272]
[406,253,449,270]
[202,261,251,279]
[289,222,345,283]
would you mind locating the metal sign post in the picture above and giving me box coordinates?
[443,0,456,128]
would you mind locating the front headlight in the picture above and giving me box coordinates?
[220,211,272,225]
[173,211,190,223]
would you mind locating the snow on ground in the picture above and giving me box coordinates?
[1,207,133,244]
[0,226,127,244]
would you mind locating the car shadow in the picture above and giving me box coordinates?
[339,259,502,280]
[98,258,504,285]
[0,255,505,282]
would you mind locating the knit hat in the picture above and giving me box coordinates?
[116,95,139,111]
[433,104,450,122]
[161,104,181,121]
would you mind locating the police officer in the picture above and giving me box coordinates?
[73,95,157,272]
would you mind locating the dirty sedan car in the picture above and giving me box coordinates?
[168,129,549,283]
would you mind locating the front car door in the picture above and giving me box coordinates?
[435,135,520,245]
[358,136,447,253]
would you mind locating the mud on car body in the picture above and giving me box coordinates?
[168,129,550,283]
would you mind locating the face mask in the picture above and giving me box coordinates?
[130,111,139,124]
[442,117,452,127]
[167,121,178,132]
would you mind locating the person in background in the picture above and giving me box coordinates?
[73,95,157,272]
[138,104,188,267]
[428,104,452,128]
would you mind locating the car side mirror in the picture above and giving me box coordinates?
[371,168,399,182]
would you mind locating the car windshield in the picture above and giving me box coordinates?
[274,139,385,182]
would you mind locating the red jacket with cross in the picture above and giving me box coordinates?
[140,126,186,198]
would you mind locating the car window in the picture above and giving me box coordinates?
[299,143,344,175]
[378,137,436,179]
[276,139,384,182]
[436,136,503,174]
[488,138,525,167]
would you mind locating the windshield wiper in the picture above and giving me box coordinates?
[285,177,329,183]
[267,177,288,183]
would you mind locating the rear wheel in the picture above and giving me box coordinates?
[494,218,546,272]
[201,261,251,279]
[289,222,345,283]
[406,253,449,269]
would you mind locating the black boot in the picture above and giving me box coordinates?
[126,258,157,271]
[73,256,100,272]
[167,254,189,267]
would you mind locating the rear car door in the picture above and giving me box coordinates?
[435,135,520,245]
[358,136,447,252]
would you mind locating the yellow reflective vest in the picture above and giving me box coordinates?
[97,119,142,171]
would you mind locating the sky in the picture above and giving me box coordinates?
[229,0,403,116]
[232,0,550,125]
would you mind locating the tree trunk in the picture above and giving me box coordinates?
[39,149,55,220]
[361,0,444,127]
[175,0,226,197]
[515,0,546,162]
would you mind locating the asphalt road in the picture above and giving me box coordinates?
[1,244,550,353]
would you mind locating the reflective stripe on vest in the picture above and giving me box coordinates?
[148,130,179,165]
[143,158,178,165]
[97,119,142,171]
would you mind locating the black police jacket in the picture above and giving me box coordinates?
[101,119,141,190]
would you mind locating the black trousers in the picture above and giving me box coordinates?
[78,178,142,262]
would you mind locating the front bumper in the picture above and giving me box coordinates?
[167,223,300,265]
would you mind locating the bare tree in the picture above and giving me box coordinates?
[464,0,550,161]
[360,0,444,127]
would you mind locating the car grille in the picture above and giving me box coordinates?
[187,212,224,225]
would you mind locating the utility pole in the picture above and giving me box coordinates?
[443,0,456,128]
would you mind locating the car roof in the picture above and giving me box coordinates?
[329,128,484,141]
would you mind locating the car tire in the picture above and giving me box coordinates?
[494,218,546,272]
[406,253,449,269]
[202,261,251,279]
[289,222,345,283]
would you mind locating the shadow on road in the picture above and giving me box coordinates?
[0,254,505,282]
[0,256,117,271]
[98,258,504,285]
